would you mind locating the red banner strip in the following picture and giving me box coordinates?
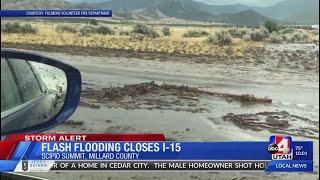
[0,141,18,160]
[4,133,166,142]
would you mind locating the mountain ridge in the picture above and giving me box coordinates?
[214,9,275,26]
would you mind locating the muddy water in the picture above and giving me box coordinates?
[28,44,319,179]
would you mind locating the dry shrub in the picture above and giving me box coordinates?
[119,31,130,36]
[162,26,171,36]
[279,28,295,34]
[2,22,37,34]
[131,23,159,38]
[228,27,248,38]
[242,34,251,41]
[183,30,209,38]
[56,24,78,33]
[249,28,269,41]
[207,31,232,45]
[79,25,114,36]
[96,26,115,35]
[269,32,283,43]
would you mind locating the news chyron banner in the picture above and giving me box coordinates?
[0,134,313,172]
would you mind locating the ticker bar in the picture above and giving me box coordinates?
[49,161,269,171]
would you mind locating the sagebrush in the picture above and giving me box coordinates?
[56,25,78,33]
[2,22,37,34]
[131,23,159,38]
[207,31,232,45]
[162,26,171,36]
[183,30,209,38]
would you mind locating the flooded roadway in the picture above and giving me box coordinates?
[27,44,319,179]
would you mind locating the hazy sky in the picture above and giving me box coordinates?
[194,0,286,6]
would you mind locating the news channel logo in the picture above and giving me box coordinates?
[22,161,28,171]
[268,136,293,160]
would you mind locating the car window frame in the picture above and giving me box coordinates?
[1,48,81,135]
[1,58,23,112]
[27,61,47,93]
[7,59,44,102]
[1,58,47,119]
[29,61,48,94]
[1,95,45,119]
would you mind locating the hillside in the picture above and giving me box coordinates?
[92,0,215,21]
[155,0,214,21]
[254,0,319,24]
[95,0,319,24]
[67,0,111,3]
[1,0,77,9]
[90,0,267,24]
[285,9,319,25]
[195,0,285,7]
[214,10,274,26]
[199,3,250,15]
[1,0,25,6]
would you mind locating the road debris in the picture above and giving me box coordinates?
[79,100,101,109]
[62,120,84,126]
[80,81,272,112]
[105,126,136,133]
[223,111,319,139]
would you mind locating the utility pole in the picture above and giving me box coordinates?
[185,20,188,31]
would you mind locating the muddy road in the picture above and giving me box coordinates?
[18,43,319,179]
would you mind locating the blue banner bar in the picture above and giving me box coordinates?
[266,160,313,172]
[0,161,18,172]
[0,10,112,17]
[0,141,314,173]
[12,142,312,161]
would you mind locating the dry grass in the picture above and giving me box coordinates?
[1,20,267,58]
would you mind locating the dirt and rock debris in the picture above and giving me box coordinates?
[80,81,272,112]
[263,44,319,71]
[61,120,84,127]
[223,111,319,139]
[3,42,319,72]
